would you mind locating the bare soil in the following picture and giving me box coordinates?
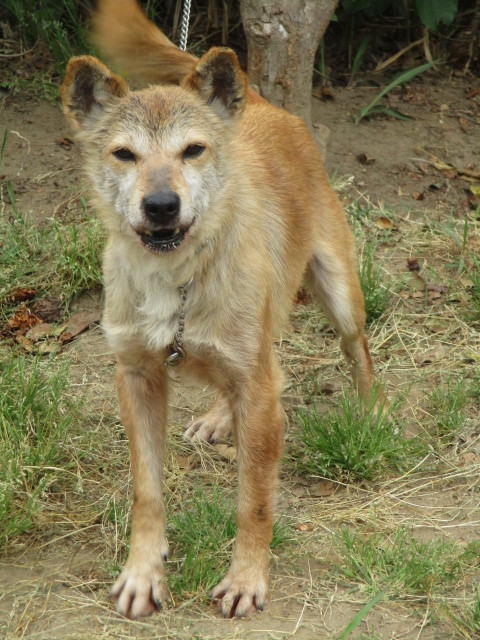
[1,73,479,639]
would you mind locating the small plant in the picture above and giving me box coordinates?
[355,62,436,123]
[293,388,410,482]
[51,217,104,307]
[428,377,469,442]
[0,353,75,545]
[1,198,104,319]
[358,240,392,324]
[335,527,464,597]
[467,254,480,319]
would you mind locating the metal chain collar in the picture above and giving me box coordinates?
[164,277,193,367]
[179,0,192,52]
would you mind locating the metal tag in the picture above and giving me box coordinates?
[164,344,185,367]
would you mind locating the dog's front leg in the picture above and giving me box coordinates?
[212,359,284,618]
[111,351,169,618]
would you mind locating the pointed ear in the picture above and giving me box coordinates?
[61,55,128,131]
[182,47,247,119]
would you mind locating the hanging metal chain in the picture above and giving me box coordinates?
[164,277,193,367]
[179,0,192,52]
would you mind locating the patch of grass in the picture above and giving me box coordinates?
[467,254,480,319]
[0,200,104,319]
[293,389,412,482]
[0,352,75,545]
[167,486,290,597]
[358,240,392,324]
[428,376,469,443]
[0,71,60,102]
[4,0,91,74]
[442,591,480,638]
[335,527,466,597]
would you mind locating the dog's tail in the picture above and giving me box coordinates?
[91,0,197,85]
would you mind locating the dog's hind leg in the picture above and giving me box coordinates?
[304,239,375,398]
[184,393,232,443]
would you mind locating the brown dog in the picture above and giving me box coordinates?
[61,0,376,620]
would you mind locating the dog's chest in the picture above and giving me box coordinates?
[137,274,223,352]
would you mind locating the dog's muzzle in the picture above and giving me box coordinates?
[137,190,191,252]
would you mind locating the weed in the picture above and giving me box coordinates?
[293,388,411,482]
[0,71,59,102]
[428,376,469,443]
[335,590,386,640]
[356,62,436,123]
[0,199,104,319]
[335,527,465,597]
[0,352,75,545]
[358,240,392,324]
[467,254,480,319]
[4,0,91,74]
[51,218,104,307]
[0,129,7,173]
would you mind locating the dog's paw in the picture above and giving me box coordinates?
[111,561,168,619]
[184,411,231,443]
[211,566,268,618]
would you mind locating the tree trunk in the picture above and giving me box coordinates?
[240,0,338,129]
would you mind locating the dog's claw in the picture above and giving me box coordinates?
[211,568,267,618]
[111,562,168,619]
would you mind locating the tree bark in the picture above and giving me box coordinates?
[240,0,338,129]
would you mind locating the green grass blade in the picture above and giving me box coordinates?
[356,61,436,123]
[335,588,387,640]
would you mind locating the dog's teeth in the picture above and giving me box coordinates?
[173,228,180,235]
[144,230,153,236]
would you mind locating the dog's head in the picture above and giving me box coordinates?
[61,49,247,254]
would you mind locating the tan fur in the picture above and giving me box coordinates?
[62,0,378,620]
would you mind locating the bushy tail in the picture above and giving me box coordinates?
[91,0,197,85]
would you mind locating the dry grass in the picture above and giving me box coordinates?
[1,179,480,639]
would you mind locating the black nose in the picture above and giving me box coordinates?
[142,191,180,224]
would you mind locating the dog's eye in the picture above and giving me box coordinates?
[113,148,136,161]
[183,144,205,160]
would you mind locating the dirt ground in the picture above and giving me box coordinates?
[1,72,479,639]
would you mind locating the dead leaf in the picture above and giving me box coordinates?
[460,277,474,288]
[309,480,335,497]
[413,191,425,201]
[56,136,74,149]
[7,287,37,303]
[470,185,480,196]
[414,346,446,366]
[407,258,420,271]
[426,282,449,293]
[312,87,334,101]
[214,444,237,462]
[295,288,312,305]
[176,455,195,469]
[4,305,41,335]
[319,380,341,395]
[36,340,59,355]
[295,522,314,531]
[26,322,55,342]
[375,216,395,230]
[30,296,62,323]
[357,153,375,165]
[15,335,34,351]
[60,311,101,343]
[462,452,478,465]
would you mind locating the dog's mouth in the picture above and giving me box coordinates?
[138,226,189,253]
